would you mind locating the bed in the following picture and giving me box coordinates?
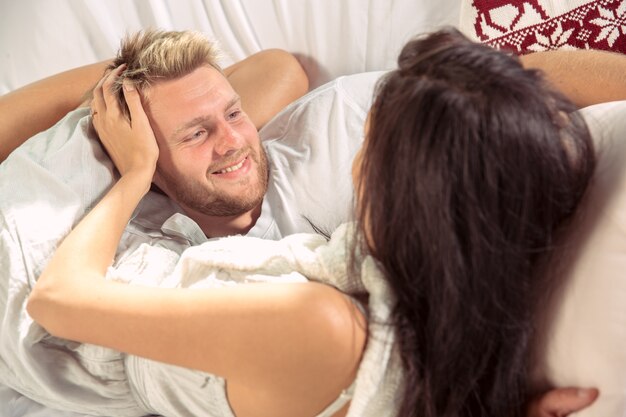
[2,1,626,416]
[0,1,459,416]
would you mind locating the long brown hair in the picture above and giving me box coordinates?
[354,28,595,417]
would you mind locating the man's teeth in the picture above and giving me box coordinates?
[218,159,245,173]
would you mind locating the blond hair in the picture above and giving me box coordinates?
[106,29,222,118]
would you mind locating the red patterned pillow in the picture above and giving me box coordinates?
[459,0,626,54]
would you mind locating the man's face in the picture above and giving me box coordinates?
[142,65,268,218]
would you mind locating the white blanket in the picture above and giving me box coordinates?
[110,223,404,417]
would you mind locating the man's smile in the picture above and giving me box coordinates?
[211,156,250,177]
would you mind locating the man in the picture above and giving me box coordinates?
[0,29,310,415]
[82,29,375,262]
[0,29,618,415]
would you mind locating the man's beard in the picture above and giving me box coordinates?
[158,147,269,217]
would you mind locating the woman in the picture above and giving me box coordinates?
[351,29,596,417]
[25,28,597,417]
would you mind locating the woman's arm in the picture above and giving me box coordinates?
[27,69,358,417]
[520,49,626,108]
[0,49,308,163]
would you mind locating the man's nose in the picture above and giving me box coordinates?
[213,120,242,156]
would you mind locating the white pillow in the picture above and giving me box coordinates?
[531,100,626,416]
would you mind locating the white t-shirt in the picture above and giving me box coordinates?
[251,71,383,239]
[147,70,385,244]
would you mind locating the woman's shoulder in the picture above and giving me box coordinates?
[227,281,368,417]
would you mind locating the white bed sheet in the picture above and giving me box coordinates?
[0,1,461,416]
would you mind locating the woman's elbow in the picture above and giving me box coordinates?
[27,286,48,328]
[26,278,64,337]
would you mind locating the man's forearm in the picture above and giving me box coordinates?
[521,49,626,108]
[0,60,111,162]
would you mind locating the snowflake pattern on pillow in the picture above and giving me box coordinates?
[460,0,626,54]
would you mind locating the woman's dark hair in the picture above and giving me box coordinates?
[353,27,595,417]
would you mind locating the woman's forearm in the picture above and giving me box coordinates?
[521,49,626,108]
[53,170,152,273]
[0,60,111,162]
[27,169,153,329]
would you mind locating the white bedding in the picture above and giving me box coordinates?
[1,0,460,92]
[0,1,461,416]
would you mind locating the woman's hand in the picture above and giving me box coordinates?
[527,387,599,417]
[91,64,159,180]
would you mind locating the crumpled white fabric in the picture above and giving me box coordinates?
[113,222,404,417]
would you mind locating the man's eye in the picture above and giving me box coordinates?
[228,110,242,120]
[187,130,206,141]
